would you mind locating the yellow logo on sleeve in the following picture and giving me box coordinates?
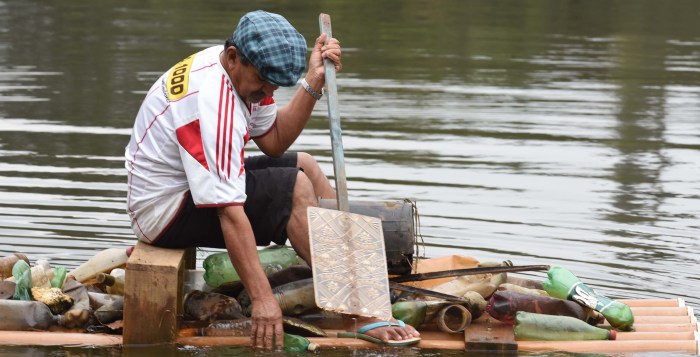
[166,54,195,101]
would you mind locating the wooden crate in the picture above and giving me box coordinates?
[122,241,194,345]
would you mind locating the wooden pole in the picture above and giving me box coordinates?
[632,324,698,332]
[616,331,697,340]
[620,298,684,307]
[631,307,691,316]
[518,340,698,354]
[0,331,121,346]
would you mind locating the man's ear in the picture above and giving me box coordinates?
[224,46,239,67]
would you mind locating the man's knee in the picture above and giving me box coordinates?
[293,170,317,205]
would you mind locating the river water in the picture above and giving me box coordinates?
[0,0,698,356]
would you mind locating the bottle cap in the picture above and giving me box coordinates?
[307,342,319,352]
[609,330,617,340]
[96,273,116,286]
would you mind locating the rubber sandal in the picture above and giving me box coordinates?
[337,320,421,346]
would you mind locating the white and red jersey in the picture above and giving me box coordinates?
[125,45,277,243]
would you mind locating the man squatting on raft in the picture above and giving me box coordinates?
[125,10,420,349]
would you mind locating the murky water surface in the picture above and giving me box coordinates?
[0,0,698,356]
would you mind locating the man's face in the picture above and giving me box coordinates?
[230,52,279,104]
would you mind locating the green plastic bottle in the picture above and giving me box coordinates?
[203,245,300,288]
[542,266,634,331]
[12,260,32,301]
[282,333,319,352]
[514,311,616,341]
[51,266,67,289]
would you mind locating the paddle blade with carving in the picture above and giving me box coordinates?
[307,206,392,319]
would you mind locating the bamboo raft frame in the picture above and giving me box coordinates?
[1,244,697,354]
[0,298,696,354]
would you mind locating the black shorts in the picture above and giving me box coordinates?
[153,152,299,249]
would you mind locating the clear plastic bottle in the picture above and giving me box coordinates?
[0,299,58,330]
[95,268,125,295]
[542,266,634,331]
[66,247,131,283]
[30,259,54,289]
[514,311,615,341]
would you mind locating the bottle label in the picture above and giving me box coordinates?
[567,282,614,311]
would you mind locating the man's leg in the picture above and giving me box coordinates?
[285,170,315,265]
[296,152,335,200]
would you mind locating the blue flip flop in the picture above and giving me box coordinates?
[337,320,421,346]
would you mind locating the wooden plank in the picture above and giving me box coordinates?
[123,241,187,345]
[518,340,698,354]
[631,307,690,316]
[616,331,696,340]
[621,298,684,307]
[0,331,122,346]
[631,323,698,333]
[629,315,694,324]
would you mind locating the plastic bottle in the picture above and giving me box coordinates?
[282,333,319,352]
[87,291,123,310]
[6,259,53,288]
[12,260,32,300]
[431,260,511,299]
[51,266,67,289]
[542,266,634,331]
[0,253,30,280]
[31,259,54,289]
[486,290,605,325]
[184,290,244,322]
[203,245,299,288]
[497,283,549,297]
[66,247,131,283]
[94,296,124,325]
[0,299,58,330]
[95,268,125,295]
[514,311,616,341]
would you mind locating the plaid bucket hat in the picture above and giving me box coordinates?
[232,10,307,87]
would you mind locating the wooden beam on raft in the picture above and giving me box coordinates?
[122,241,194,345]
[518,340,699,354]
[0,331,122,346]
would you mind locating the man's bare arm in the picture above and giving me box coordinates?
[218,205,283,350]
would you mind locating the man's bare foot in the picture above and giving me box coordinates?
[342,315,421,344]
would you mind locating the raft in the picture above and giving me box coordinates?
[0,244,697,355]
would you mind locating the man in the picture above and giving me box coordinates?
[125,10,419,349]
